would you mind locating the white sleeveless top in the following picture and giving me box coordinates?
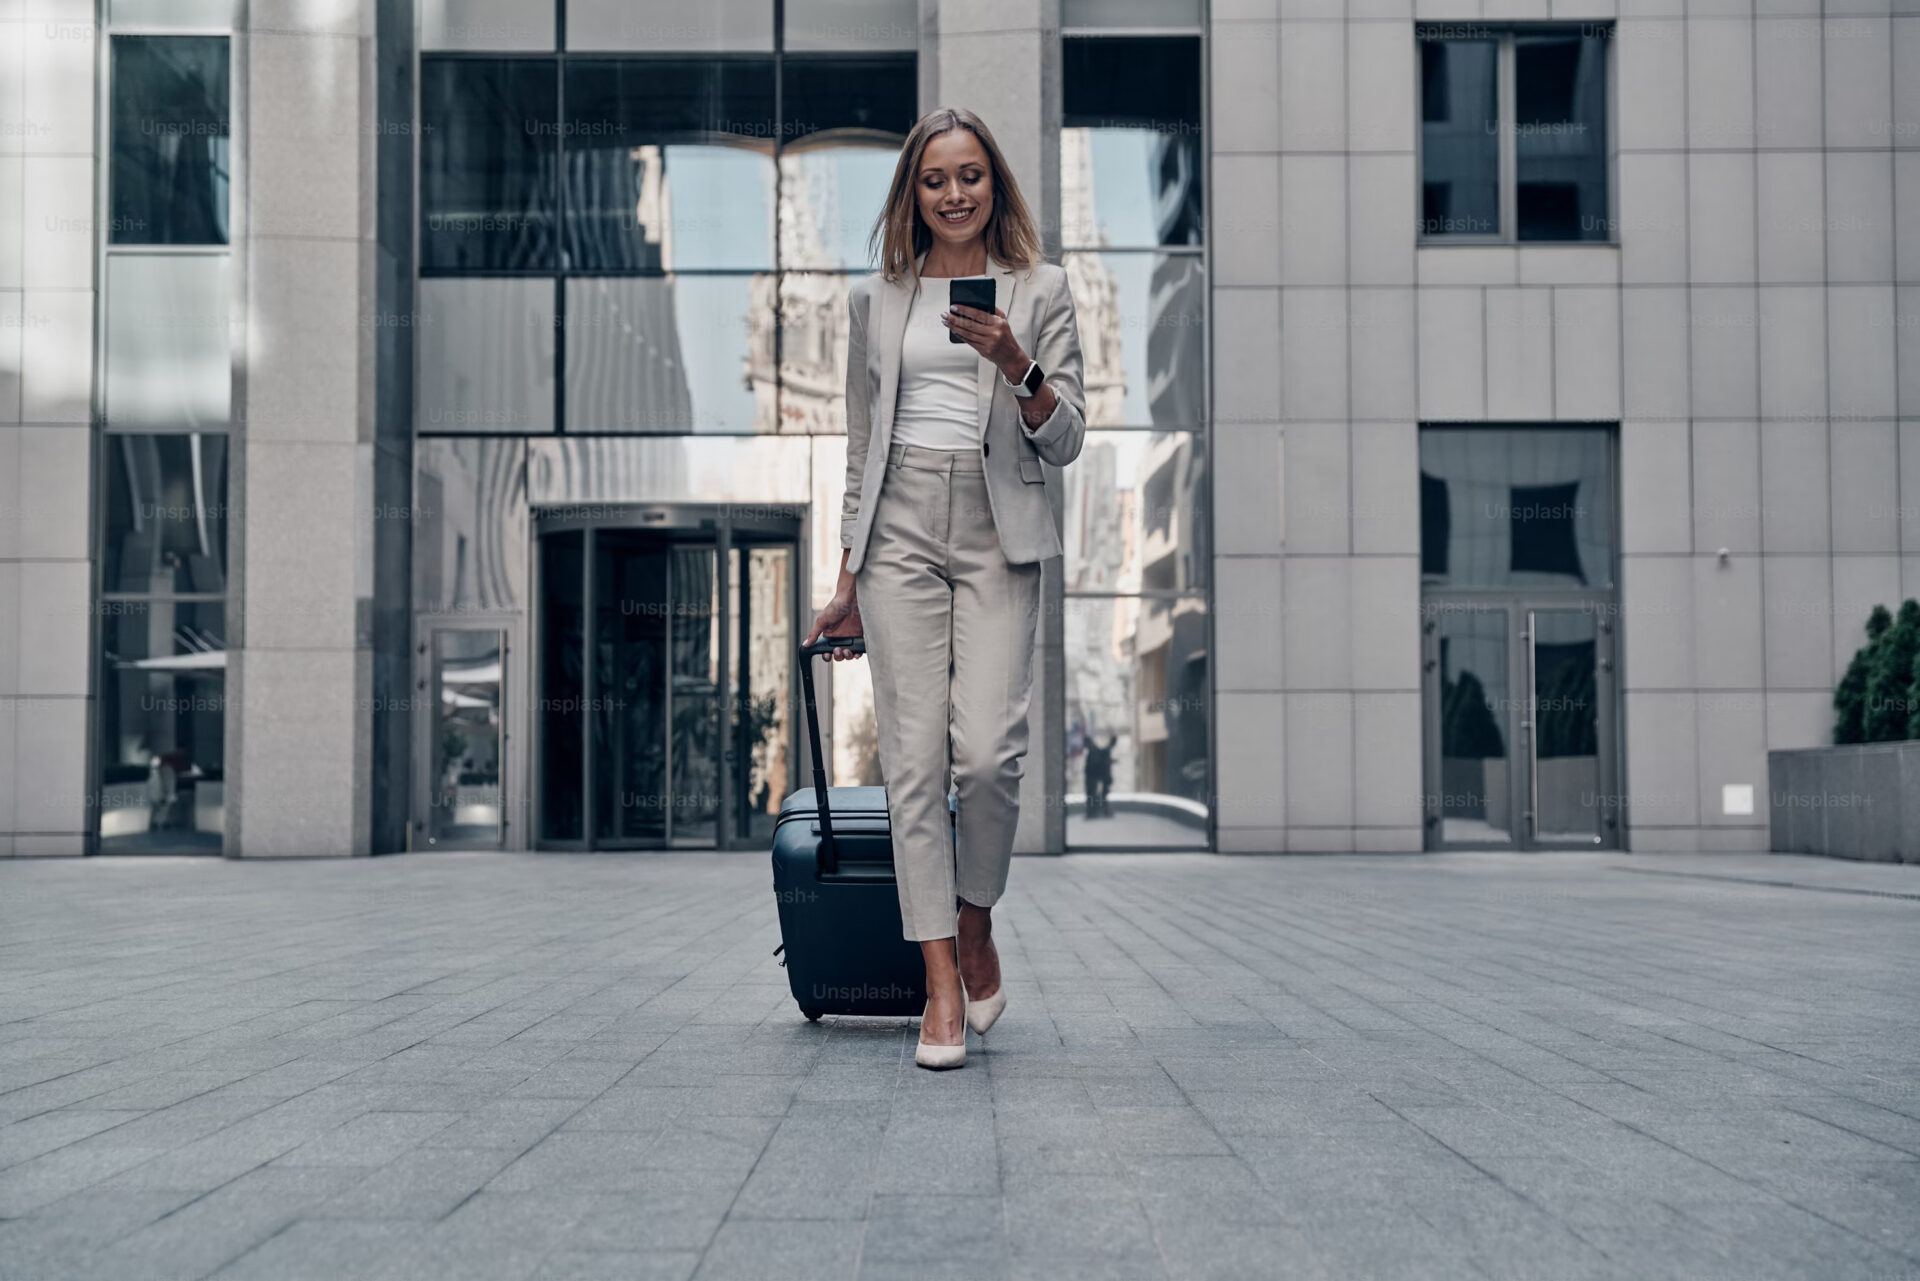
[890,278,986,451]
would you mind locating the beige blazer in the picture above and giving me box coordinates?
[838,249,1087,573]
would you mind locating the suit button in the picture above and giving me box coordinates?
[982,441,990,457]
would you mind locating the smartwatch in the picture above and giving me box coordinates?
[1004,359,1044,398]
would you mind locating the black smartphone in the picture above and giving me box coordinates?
[948,277,996,343]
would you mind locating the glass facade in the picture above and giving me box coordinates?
[95,20,233,853]
[1061,32,1209,848]
[418,3,917,845]
[418,40,916,440]
[96,442,229,853]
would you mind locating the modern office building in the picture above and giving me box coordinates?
[2,0,1914,857]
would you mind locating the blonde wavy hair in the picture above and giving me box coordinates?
[868,107,1043,283]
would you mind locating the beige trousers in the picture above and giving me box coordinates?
[855,443,1044,941]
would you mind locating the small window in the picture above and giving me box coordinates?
[1418,26,1610,243]
[110,36,230,245]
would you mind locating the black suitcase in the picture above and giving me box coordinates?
[771,635,937,1021]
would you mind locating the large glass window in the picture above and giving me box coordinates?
[96,444,228,853]
[109,36,230,245]
[1418,426,1616,592]
[99,15,232,853]
[420,38,914,435]
[420,58,559,271]
[1061,33,1208,849]
[1418,26,1610,243]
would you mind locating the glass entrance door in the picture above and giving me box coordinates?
[1422,598,1618,849]
[413,619,514,850]
[536,516,796,849]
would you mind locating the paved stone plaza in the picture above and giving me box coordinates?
[0,850,1917,1281]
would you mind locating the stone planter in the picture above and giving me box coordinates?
[1768,743,1920,863]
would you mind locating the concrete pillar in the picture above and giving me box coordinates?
[930,0,1065,853]
[227,0,412,855]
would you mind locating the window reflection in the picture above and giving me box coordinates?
[773,272,855,434]
[1062,430,1206,594]
[566,275,760,433]
[1065,594,1209,848]
[420,58,558,270]
[414,437,528,614]
[1062,37,1202,248]
[1420,37,1499,237]
[429,629,506,847]
[419,278,556,433]
[1432,602,1512,846]
[97,600,226,853]
[1419,426,1615,591]
[110,36,229,245]
[562,59,776,272]
[780,148,898,270]
[1062,253,1203,429]
[1515,33,1608,242]
[102,434,228,596]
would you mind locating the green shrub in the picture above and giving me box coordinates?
[1864,599,1920,743]
[1910,640,1920,741]
[1834,604,1891,744]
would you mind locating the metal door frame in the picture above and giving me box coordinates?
[411,613,526,851]
[1420,592,1621,851]
[529,503,803,851]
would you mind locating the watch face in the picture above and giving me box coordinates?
[1023,363,1044,394]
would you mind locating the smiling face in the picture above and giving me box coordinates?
[914,128,995,252]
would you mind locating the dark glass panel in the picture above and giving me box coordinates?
[780,54,917,143]
[1432,601,1512,846]
[539,530,585,841]
[101,434,228,596]
[1515,32,1609,241]
[592,530,668,843]
[1529,609,1603,842]
[1418,37,1498,237]
[420,57,558,270]
[110,36,230,245]
[97,600,226,853]
[668,545,721,843]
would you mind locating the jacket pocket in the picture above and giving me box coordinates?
[1018,458,1045,483]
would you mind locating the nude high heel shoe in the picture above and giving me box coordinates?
[915,978,966,1071]
[964,985,1006,1035]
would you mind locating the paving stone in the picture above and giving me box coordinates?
[2,850,1918,1281]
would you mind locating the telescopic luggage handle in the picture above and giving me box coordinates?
[798,635,864,873]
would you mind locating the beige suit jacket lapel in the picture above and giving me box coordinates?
[876,250,1018,451]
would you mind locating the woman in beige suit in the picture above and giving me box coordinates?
[804,107,1087,1070]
